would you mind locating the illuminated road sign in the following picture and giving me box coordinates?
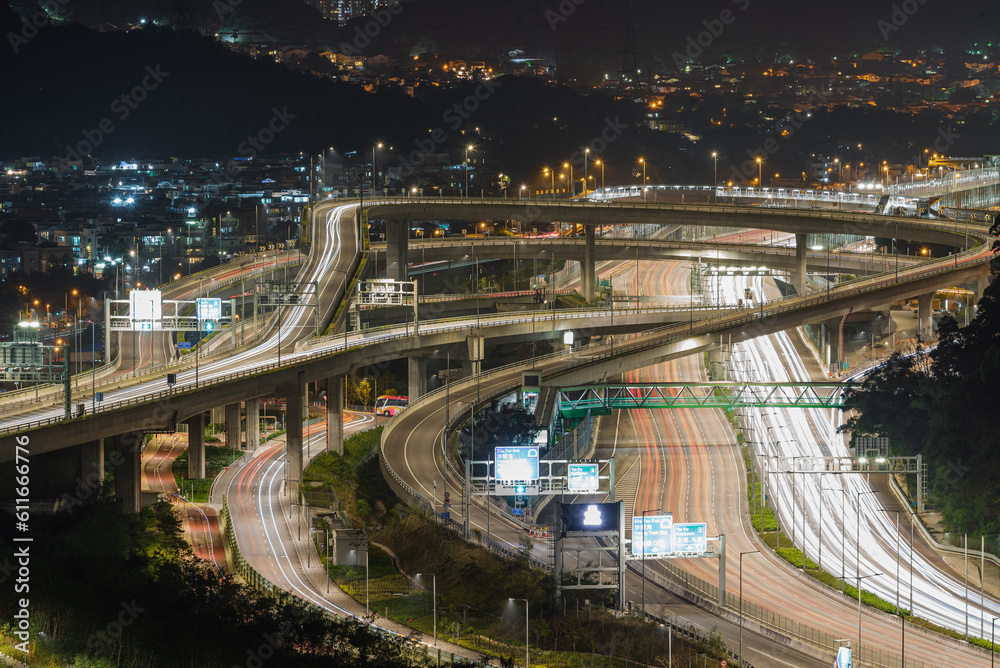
[633,514,673,556]
[672,523,707,553]
[567,463,599,492]
[196,298,222,320]
[495,446,539,482]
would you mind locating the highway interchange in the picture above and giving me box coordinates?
[2,197,999,666]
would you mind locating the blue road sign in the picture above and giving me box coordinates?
[672,522,708,553]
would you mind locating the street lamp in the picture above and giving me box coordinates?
[563,161,574,197]
[640,507,661,615]
[877,508,901,615]
[855,490,879,589]
[756,156,762,189]
[595,159,605,190]
[854,572,882,655]
[510,598,529,668]
[416,573,437,645]
[992,617,999,667]
[372,142,383,195]
[583,147,589,195]
[520,185,526,199]
[821,487,846,582]
[711,151,718,190]
[638,157,646,200]
[465,145,474,198]
[739,550,760,665]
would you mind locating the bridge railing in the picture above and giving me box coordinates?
[0,258,302,414]
[645,558,930,668]
[3,224,989,438]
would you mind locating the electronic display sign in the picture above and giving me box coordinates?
[495,446,539,482]
[672,523,708,553]
[567,463,599,492]
[196,298,222,320]
[563,502,620,533]
[130,290,162,325]
[633,514,673,556]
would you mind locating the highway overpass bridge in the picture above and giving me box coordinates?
[0,198,994,513]
[375,236,922,279]
[357,198,980,301]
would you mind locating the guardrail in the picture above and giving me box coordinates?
[220,497,478,666]
[646,558,931,668]
[3,228,990,440]
[364,195,993,238]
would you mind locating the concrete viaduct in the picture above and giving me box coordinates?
[1,199,993,513]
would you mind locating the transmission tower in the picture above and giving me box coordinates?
[166,0,198,31]
[617,13,646,103]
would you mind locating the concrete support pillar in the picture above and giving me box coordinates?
[582,225,596,304]
[225,403,241,450]
[408,356,429,400]
[972,275,990,303]
[917,292,935,341]
[245,398,260,451]
[386,219,408,281]
[113,432,142,513]
[823,314,851,375]
[186,412,206,479]
[210,406,225,426]
[81,438,104,487]
[707,347,726,381]
[794,233,808,295]
[286,372,305,491]
[326,376,344,455]
[466,332,484,377]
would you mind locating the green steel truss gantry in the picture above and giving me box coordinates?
[556,382,846,420]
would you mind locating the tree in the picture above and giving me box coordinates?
[841,273,1000,533]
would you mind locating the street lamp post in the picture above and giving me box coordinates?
[639,157,646,200]
[756,156,762,189]
[563,161,574,197]
[739,550,759,665]
[820,487,845,577]
[417,573,437,645]
[596,159,605,190]
[90,320,97,411]
[640,507,661,615]
[992,617,999,667]
[855,572,882,657]
[711,151,718,192]
[510,598,529,668]
[877,509,901,614]
[855,490,879,589]
[465,145,474,198]
[583,147,589,195]
[372,142,383,195]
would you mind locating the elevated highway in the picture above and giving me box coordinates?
[1,197,991,492]
[376,236,919,276]
[360,197,978,299]
[1,196,996,664]
[2,199,991,458]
